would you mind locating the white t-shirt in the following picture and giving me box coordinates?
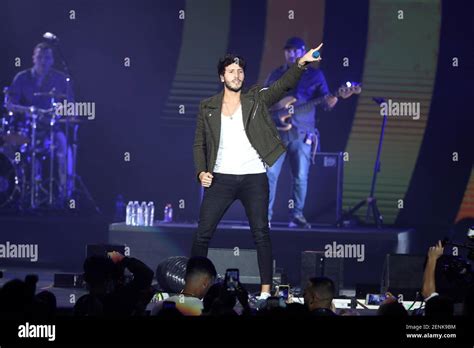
[150,295,203,316]
[213,104,266,174]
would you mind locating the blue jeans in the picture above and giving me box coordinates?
[267,139,311,221]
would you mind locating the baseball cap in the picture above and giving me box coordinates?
[283,37,306,50]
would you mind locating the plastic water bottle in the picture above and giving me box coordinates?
[132,201,139,226]
[164,203,173,223]
[137,202,144,226]
[125,201,133,225]
[147,201,155,226]
[142,201,149,226]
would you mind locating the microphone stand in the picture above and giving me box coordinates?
[338,97,386,228]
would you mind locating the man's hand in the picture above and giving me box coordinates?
[298,43,324,66]
[380,292,397,306]
[422,241,443,299]
[236,281,249,308]
[199,171,214,188]
[428,240,444,261]
[108,251,125,264]
[325,95,338,109]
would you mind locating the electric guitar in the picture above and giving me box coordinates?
[269,83,362,131]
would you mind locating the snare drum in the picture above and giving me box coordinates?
[1,114,30,147]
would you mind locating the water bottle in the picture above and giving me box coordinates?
[163,205,168,223]
[142,201,149,226]
[147,201,155,226]
[132,201,139,226]
[137,201,144,226]
[168,204,173,222]
[164,203,173,223]
[125,201,133,225]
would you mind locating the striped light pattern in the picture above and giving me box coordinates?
[162,0,231,127]
[343,0,441,223]
[456,169,474,221]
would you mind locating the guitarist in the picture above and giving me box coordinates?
[265,37,338,228]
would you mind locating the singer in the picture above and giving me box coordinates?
[191,44,323,298]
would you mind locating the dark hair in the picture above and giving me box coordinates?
[217,54,246,77]
[307,277,335,305]
[377,301,408,317]
[185,256,217,282]
[83,256,119,286]
[33,42,53,53]
[203,282,236,313]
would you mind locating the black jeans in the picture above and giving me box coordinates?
[191,173,273,284]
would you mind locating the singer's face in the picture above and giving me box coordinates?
[285,47,305,65]
[33,48,54,74]
[221,63,244,92]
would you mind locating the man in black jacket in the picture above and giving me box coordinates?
[191,44,323,298]
[74,251,154,317]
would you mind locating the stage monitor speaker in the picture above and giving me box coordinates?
[380,253,425,299]
[301,251,344,296]
[307,152,343,225]
[208,248,280,286]
[53,273,84,288]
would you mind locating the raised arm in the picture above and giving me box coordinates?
[259,43,324,107]
[421,240,444,299]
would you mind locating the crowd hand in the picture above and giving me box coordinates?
[199,172,214,188]
[428,240,444,261]
[235,281,249,308]
[107,251,125,264]
[380,292,398,306]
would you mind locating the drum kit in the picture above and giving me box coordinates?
[0,87,93,211]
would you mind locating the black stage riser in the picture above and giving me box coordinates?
[109,222,414,288]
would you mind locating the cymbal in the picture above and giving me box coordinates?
[5,103,53,115]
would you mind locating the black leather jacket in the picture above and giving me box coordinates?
[193,61,306,180]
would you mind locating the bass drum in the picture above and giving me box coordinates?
[0,152,23,207]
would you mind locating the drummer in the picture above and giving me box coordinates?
[6,42,74,202]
